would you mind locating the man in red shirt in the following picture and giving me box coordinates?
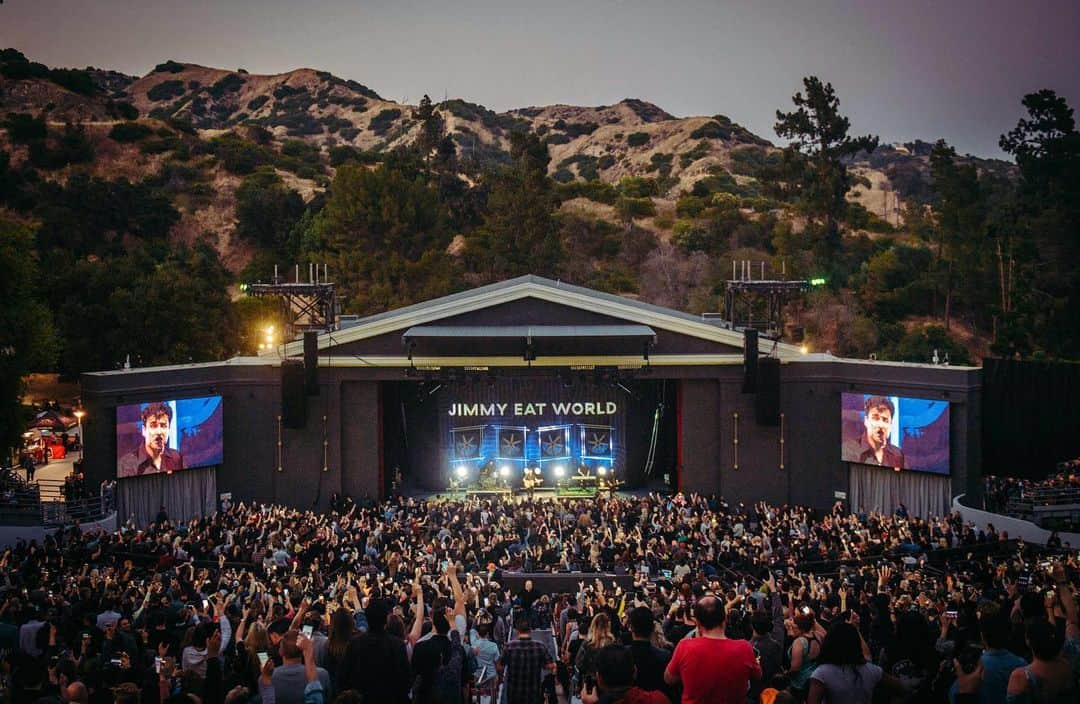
[664,596,762,704]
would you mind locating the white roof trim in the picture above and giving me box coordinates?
[312,354,747,367]
[276,278,803,359]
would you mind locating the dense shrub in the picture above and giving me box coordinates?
[140,136,182,154]
[557,154,600,181]
[649,152,673,178]
[28,122,94,169]
[147,80,186,102]
[676,194,711,218]
[247,95,270,111]
[369,108,401,135]
[680,140,712,168]
[626,132,649,147]
[615,196,656,220]
[561,121,599,138]
[4,113,48,143]
[245,124,274,145]
[544,133,571,146]
[598,154,615,170]
[338,127,360,141]
[554,179,618,205]
[273,84,305,100]
[209,73,246,99]
[617,176,659,198]
[48,68,96,95]
[728,146,781,176]
[553,168,574,183]
[690,121,730,140]
[108,122,154,143]
[319,115,353,133]
[106,100,139,120]
[210,133,270,174]
[153,60,186,74]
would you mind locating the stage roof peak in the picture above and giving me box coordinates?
[277,275,807,360]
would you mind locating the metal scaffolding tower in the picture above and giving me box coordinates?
[244,264,338,339]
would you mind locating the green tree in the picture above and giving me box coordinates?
[299,161,457,312]
[999,89,1080,358]
[774,77,878,276]
[51,241,237,375]
[235,169,306,252]
[465,132,562,281]
[0,217,58,454]
[928,140,988,331]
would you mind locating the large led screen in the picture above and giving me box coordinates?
[116,396,223,477]
[841,393,949,474]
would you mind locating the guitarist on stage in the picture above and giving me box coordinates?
[522,466,543,500]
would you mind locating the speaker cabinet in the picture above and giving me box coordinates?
[742,329,759,393]
[756,357,780,426]
[282,360,307,429]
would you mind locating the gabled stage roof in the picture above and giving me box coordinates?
[278,275,805,361]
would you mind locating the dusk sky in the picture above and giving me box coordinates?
[3,0,1078,159]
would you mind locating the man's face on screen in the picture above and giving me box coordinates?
[864,405,892,449]
[143,414,170,455]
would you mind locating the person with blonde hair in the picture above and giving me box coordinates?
[575,612,616,697]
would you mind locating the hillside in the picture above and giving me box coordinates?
[1,48,1026,367]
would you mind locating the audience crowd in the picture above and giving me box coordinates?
[0,491,1077,704]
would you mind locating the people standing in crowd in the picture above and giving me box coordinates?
[664,596,762,703]
[498,614,555,704]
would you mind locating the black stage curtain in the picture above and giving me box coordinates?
[982,358,1080,479]
[117,466,217,527]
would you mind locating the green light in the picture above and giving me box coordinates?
[239,283,248,292]
[810,277,827,286]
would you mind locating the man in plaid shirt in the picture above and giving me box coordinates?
[497,614,556,704]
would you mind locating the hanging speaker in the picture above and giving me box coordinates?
[282,360,307,429]
[756,357,780,426]
[304,331,318,395]
[742,329,759,393]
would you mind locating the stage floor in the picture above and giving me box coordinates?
[405,482,668,502]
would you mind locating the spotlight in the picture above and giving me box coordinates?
[597,466,608,476]
[454,466,467,479]
[499,465,510,478]
[554,465,565,478]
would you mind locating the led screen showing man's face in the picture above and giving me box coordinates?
[842,393,950,474]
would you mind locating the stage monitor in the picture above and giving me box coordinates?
[841,393,949,474]
[116,396,223,478]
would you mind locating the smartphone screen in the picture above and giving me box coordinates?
[202,599,209,609]
[257,652,269,668]
[154,657,162,673]
[301,625,313,638]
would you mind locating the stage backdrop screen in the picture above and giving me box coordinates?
[116,396,223,478]
[440,378,626,485]
[841,393,949,474]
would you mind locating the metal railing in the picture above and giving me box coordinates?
[0,473,112,527]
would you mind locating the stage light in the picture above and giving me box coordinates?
[454,465,467,479]
[800,344,809,355]
[499,465,510,478]
[597,466,608,476]
[554,465,565,478]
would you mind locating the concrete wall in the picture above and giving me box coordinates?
[952,495,1080,547]
[0,512,117,549]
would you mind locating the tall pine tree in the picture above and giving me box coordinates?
[774,77,878,278]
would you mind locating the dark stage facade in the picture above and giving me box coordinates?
[80,276,982,520]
